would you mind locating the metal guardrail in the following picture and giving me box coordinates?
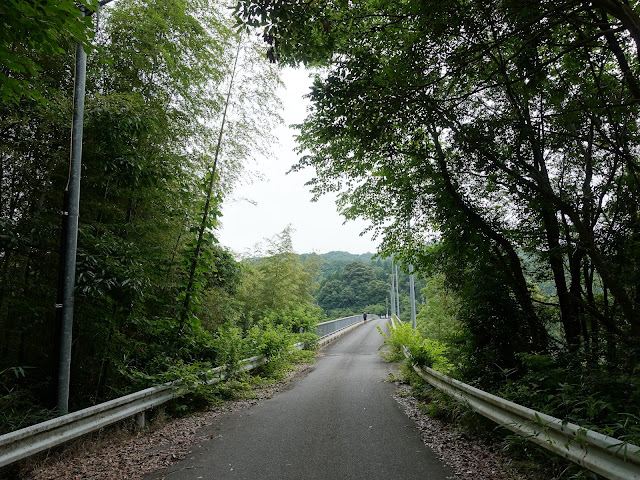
[0,352,270,468]
[0,314,371,470]
[387,318,640,480]
[315,314,363,337]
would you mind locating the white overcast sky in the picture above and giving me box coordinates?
[218,67,380,256]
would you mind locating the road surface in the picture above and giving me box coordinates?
[145,317,453,480]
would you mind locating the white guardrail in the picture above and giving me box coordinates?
[0,315,367,469]
[388,317,640,480]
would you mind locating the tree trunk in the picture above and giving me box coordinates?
[430,128,547,351]
[540,205,581,348]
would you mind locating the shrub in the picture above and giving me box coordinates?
[378,321,454,374]
[294,332,319,350]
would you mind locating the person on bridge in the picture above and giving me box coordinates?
[363,312,367,322]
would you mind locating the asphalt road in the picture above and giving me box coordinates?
[146,318,453,480]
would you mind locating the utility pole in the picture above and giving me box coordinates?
[390,274,396,318]
[56,35,87,414]
[55,0,114,415]
[394,264,400,318]
[409,264,417,329]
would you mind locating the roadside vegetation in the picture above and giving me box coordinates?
[381,315,640,479]
[0,0,322,435]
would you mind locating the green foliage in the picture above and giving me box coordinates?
[416,274,460,342]
[211,324,245,374]
[410,382,587,480]
[389,323,640,478]
[237,0,640,379]
[0,0,98,103]
[316,260,388,314]
[0,0,282,431]
[0,367,55,435]
[245,321,292,360]
[236,227,323,330]
[499,352,640,446]
[414,384,493,435]
[294,332,319,351]
[312,254,421,319]
[262,304,325,334]
[207,375,254,402]
[379,322,453,374]
[288,348,316,365]
[378,322,418,363]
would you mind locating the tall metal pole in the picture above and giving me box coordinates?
[409,264,417,329]
[56,39,87,414]
[395,264,400,318]
[390,274,396,318]
[54,0,116,415]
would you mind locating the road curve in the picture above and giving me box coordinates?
[145,317,453,480]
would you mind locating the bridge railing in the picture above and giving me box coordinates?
[387,317,640,480]
[315,315,364,337]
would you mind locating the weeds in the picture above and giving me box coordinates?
[378,322,454,374]
[0,367,56,435]
[378,322,612,480]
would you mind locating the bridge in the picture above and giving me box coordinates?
[142,316,452,480]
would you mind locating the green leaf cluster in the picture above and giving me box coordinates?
[0,0,98,103]
[379,321,453,374]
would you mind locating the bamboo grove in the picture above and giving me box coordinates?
[0,0,316,431]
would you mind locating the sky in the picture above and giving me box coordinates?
[217,67,380,257]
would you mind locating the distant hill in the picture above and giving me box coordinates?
[301,251,375,278]
[301,251,374,263]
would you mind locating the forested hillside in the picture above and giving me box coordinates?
[309,251,425,320]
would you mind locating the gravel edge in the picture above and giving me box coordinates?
[393,383,535,480]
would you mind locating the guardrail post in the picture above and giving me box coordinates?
[135,411,145,430]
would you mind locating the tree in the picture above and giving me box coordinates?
[236,226,322,329]
[416,274,460,342]
[235,0,640,356]
[0,0,282,423]
[314,259,390,317]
